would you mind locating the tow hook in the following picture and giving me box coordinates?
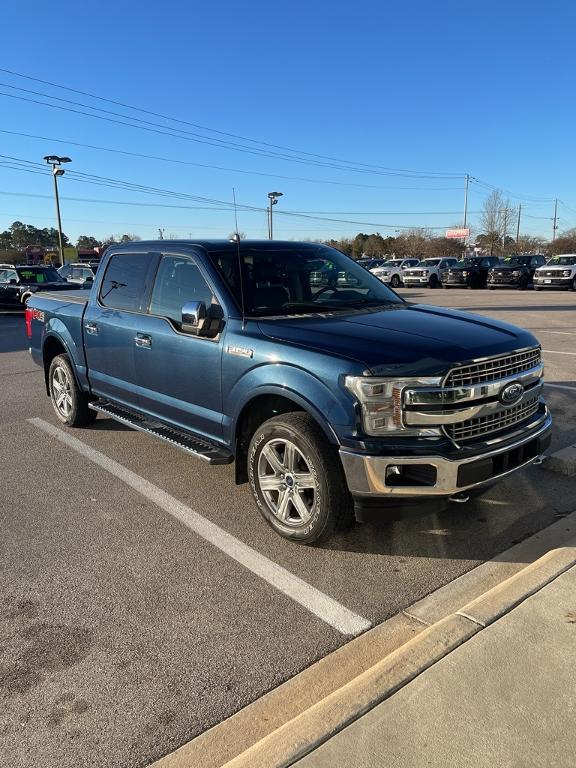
[449,492,470,504]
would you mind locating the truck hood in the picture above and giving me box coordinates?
[490,265,527,273]
[257,303,537,376]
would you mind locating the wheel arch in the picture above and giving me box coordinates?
[42,335,72,395]
[233,390,339,485]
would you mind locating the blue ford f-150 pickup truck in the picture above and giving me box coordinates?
[27,240,552,543]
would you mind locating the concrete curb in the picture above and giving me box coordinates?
[150,543,576,768]
[218,547,576,768]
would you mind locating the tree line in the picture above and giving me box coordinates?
[0,221,141,252]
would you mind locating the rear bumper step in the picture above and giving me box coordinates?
[88,400,233,465]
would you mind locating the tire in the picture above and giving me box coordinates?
[443,285,450,289]
[21,292,33,305]
[248,412,353,544]
[518,276,529,290]
[534,286,541,291]
[390,274,401,288]
[428,274,439,289]
[48,354,97,427]
[571,278,576,292]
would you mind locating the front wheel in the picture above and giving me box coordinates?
[48,354,97,427]
[248,412,353,543]
[390,274,401,288]
[571,277,576,292]
[428,274,439,289]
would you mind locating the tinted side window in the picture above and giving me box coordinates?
[149,255,215,327]
[100,253,152,311]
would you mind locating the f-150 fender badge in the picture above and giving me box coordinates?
[226,345,253,358]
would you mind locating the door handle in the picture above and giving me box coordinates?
[135,333,152,348]
[85,322,99,335]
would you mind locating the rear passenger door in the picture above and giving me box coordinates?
[133,252,225,442]
[84,250,159,407]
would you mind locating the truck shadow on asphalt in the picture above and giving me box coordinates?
[316,466,576,562]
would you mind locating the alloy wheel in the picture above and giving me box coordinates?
[257,438,317,527]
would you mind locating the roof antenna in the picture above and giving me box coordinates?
[231,188,246,329]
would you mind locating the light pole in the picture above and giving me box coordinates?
[44,155,71,265]
[267,191,283,240]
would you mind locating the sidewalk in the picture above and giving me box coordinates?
[295,563,576,768]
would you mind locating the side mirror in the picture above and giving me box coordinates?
[9,279,17,285]
[182,301,208,335]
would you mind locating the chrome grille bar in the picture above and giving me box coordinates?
[444,348,541,387]
[444,395,541,441]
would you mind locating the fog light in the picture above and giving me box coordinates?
[386,466,401,479]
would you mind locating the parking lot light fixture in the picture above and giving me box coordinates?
[43,155,72,266]
[267,191,283,240]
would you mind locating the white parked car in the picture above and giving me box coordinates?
[371,259,420,288]
[402,257,459,288]
[533,254,576,291]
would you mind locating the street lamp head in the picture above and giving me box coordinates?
[268,191,283,200]
[43,155,72,165]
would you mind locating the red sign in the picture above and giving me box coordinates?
[445,228,470,239]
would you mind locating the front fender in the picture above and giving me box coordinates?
[225,363,353,445]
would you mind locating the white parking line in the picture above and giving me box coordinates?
[545,383,576,392]
[539,331,576,337]
[542,349,576,356]
[29,417,371,637]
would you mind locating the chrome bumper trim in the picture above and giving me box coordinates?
[339,412,551,497]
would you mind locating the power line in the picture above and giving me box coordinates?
[0,129,463,192]
[0,66,464,178]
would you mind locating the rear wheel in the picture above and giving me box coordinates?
[248,412,353,543]
[48,354,97,427]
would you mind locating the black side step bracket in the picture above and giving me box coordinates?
[89,400,233,465]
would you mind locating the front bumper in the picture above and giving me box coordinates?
[403,276,429,285]
[534,276,572,288]
[339,412,551,498]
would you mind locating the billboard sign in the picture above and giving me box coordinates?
[445,228,470,239]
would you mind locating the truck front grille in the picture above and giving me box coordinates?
[445,348,541,387]
[445,395,541,442]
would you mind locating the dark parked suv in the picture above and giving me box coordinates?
[443,256,501,289]
[487,255,546,290]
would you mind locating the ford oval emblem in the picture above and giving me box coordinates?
[499,381,524,405]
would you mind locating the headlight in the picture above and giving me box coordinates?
[462,270,469,277]
[344,376,442,436]
[422,270,429,275]
[512,270,521,276]
[563,270,571,277]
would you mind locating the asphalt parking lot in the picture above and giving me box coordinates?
[1,288,575,768]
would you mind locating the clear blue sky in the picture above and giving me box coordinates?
[1,0,575,244]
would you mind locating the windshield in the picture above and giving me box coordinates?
[502,257,529,267]
[419,259,441,267]
[457,259,482,267]
[207,244,403,317]
[16,267,65,284]
[547,256,576,266]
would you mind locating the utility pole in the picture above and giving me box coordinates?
[463,174,470,229]
[552,199,558,241]
[502,207,509,252]
[43,155,72,266]
[516,204,522,242]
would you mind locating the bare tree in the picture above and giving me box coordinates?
[478,190,515,255]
